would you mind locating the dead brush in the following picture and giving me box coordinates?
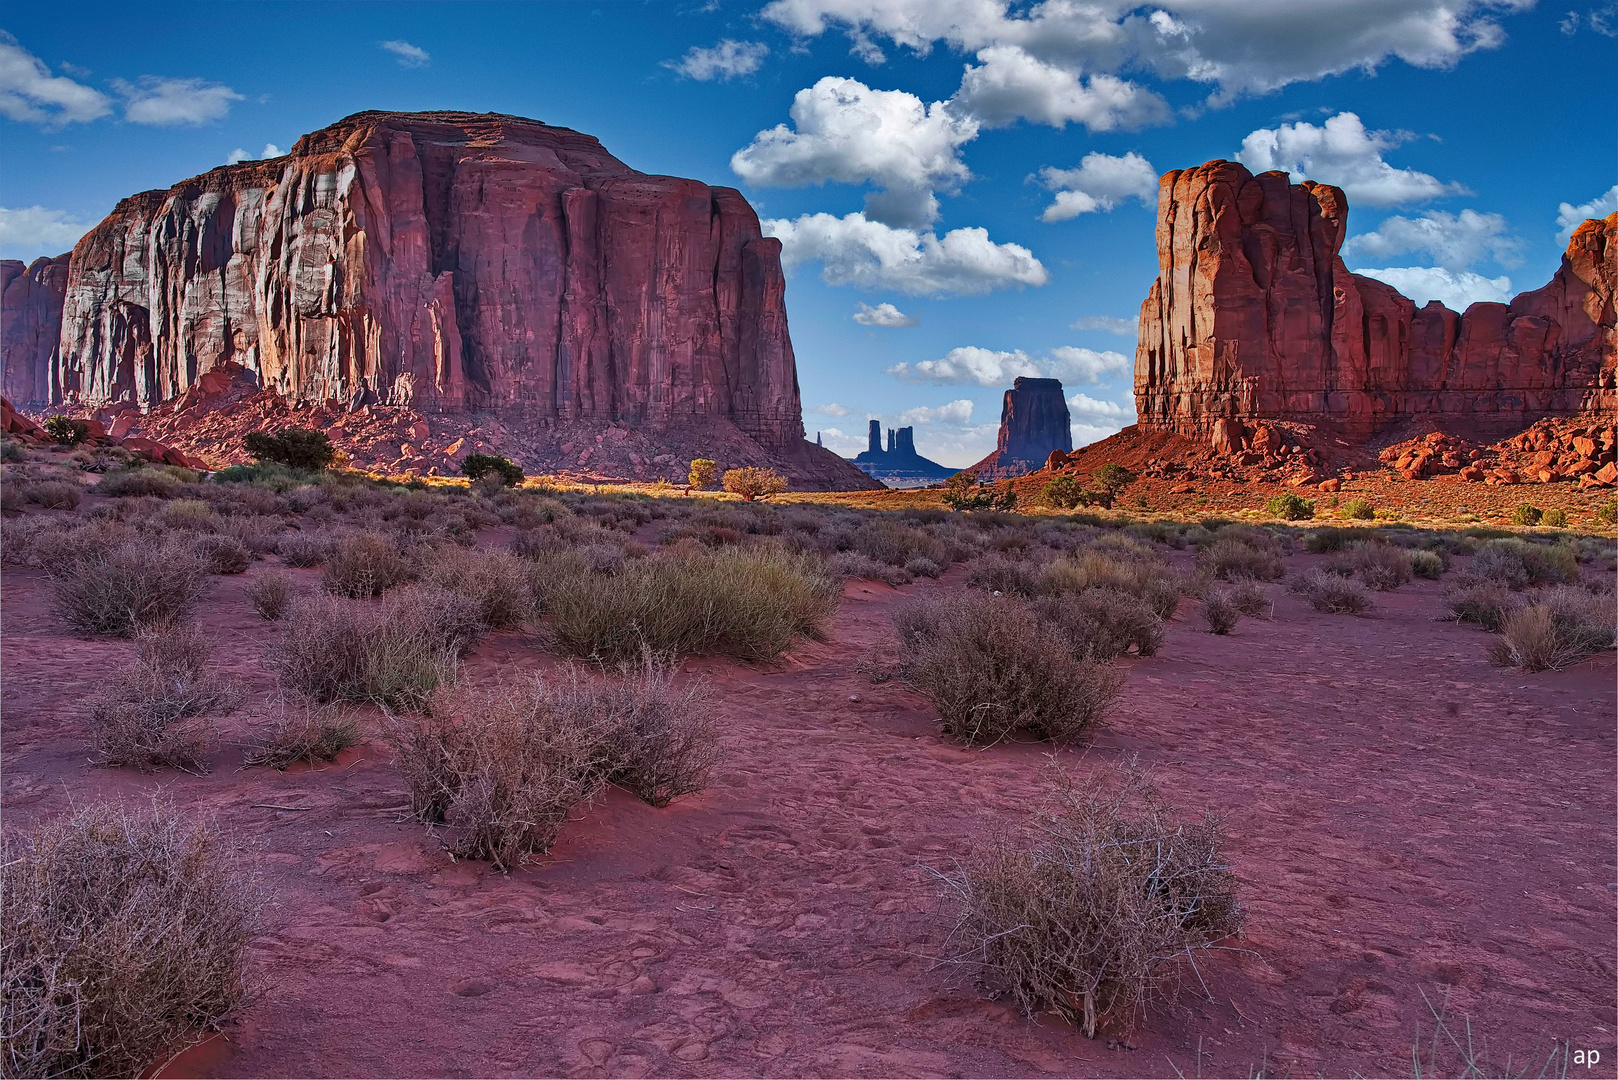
[320,531,412,597]
[1488,588,1616,672]
[89,622,242,773]
[1223,580,1272,617]
[930,762,1241,1039]
[47,537,211,637]
[0,800,260,1080]
[418,546,535,629]
[241,705,361,770]
[243,570,295,620]
[1194,535,1284,582]
[1288,570,1374,614]
[1030,588,1164,658]
[1347,542,1413,591]
[1201,590,1241,634]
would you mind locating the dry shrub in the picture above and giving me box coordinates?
[418,547,535,629]
[241,706,360,770]
[267,587,479,707]
[1289,570,1374,614]
[23,480,82,510]
[1470,538,1578,589]
[831,550,913,586]
[1041,551,1182,620]
[274,530,329,567]
[0,802,258,1080]
[578,542,626,575]
[1349,542,1413,590]
[1031,588,1163,658]
[243,570,295,620]
[213,515,284,556]
[893,592,1123,745]
[1195,535,1284,582]
[544,543,839,662]
[192,534,252,575]
[384,659,714,867]
[1408,549,1446,579]
[1202,591,1240,634]
[965,552,1043,597]
[1224,580,1271,617]
[1443,577,1523,631]
[47,539,210,637]
[933,764,1241,1038]
[1487,588,1616,672]
[320,531,412,597]
[89,623,241,773]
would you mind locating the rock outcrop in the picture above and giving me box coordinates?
[851,419,956,487]
[972,377,1073,479]
[2,255,70,405]
[1135,160,1616,444]
[22,110,878,489]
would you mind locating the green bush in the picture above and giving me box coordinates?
[1510,503,1542,526]
[1597,498,1617,526]
[1265,493,1314,521]
[688,458,718,490]
[1091,463,1137,499]
[1342,497,1375,520]
[943,473,1017,512]
[242,428,334,471]
[722,466,788,502]
[461,453,524,486]
[1409,549,1447,579]
[43,415,88,446]
[1540,507,1568,528]
[1040,475,1087,510]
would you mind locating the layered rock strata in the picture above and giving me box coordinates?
[1135,160,1616,443]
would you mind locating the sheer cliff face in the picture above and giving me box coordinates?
[1135,160,1616,439]
[2,256,70,404]
[52,111,804,447]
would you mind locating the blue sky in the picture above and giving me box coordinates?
[2,1,1613,466]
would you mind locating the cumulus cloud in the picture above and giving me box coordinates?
[0,33,112,125]
[113,76,242,126]
[810,402,853,417]
[895,399,975,426]
[813,427,871,456]
[262,143,284,158]
[381,40,431,67]
[665,39,769,80]
[1067,392,1130,422]
[0,205,91,257]
[1353,266,1514,311]
[732,77,978,227]
[227,143,287,165]
[764,211,1048,296]
[953,46,1168,131]
[886,343,1128,386]
[1236,112,1463,207]
[853,301,918,327]
[759,0,1527,108]
[1070,315,1136,336]
[1556,184,1618,242]
[1036,151,1158,221]
[1347,209,1522,272]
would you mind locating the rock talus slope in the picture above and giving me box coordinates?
[1134,160,1616,443]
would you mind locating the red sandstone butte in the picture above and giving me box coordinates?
[25,110,875,489]
[1134,160,1616,443]
[1,255,70,405]
[971,376,1074,479]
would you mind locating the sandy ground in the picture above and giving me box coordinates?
[2,546,1614,1079]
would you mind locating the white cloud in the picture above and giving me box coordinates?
[262,142,284,158]
[227,143,287,165]
[665,39,769,80]
[886,343,1127,387]
[1236,112,1463,208]
[381,40,431,68]
[1353,266,1514,311]
[113,76,242,126]
[1036,151,1158,221]
[895,399,975,426]
[0,205,91,257]
[1347,209,1521,272]
[764,211,1048,296]
[1070,315,1136,336]
[1067,392,1129,422]
[0,32,112,125]
[1556,184,1617,242]
[814,426,870,456]
[810,403,853,417]
[226,147,250,165]
[1560,4,1618,34]
[953,46,1168,131]
[759,0,1527,108]
[732,77,978,227]
[853,301,918,327]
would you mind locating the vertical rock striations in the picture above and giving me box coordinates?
[2,255,70,405]
[1135,160,1615,443]
[972,377,1073,478]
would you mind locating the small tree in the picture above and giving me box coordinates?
[242,428,335,471]
[722,466,788,502]
[688,458,718,492]
[944,473,1017,512]
[461,453,524,486]
[1091,463,1137,500]
[43,415,88,446]
[1040,475,1086,510]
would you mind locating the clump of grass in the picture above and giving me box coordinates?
[418,547,535,629]
[543,543,839,662]
[1201,590,1240,634]
[1342,497,1375,520]
[1223,580,1272,617]
[89,623,242,773]
[932,763,1241,1038]
[275,530,329,567]
[1289,570,1375,614]
[241,706,361,770]
[0,801,259,1080]
[893,592,1123,746]
[1409,549,1447,579]
[1470,538,1577,589]
[321,531,412,597]
[47,539,210,637]
[93,468,177,498]
[1443,577,1523,631]
[965,551,1043,597]
[22,480,82,510]
[831,550,914,586]
[1195,535,1284,582]
[1349,542,1413,591]
[1487,588,1615,672]
[267,587,481,708]
[244,570,295,620]
[192,533,252,575]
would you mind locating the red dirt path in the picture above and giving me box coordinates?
[2,550,1614,1078]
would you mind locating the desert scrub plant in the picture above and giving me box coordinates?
[267,587,480,708]
[932,763,1240,1038]
[543,543,839,662]
[1341,497,1375,520]
[243,569,295,620]
[460,452,524,487]
[1348,542,1413,590]
[242,427,334,471]
[1509,503,1543,526]
[22,480,82,510]
[42,414,88,445]
[892,592,1123,745]
[1201,590,1240,634]
[594,654,718,807]
[274,529,330,567]
[418,547,535,629]
[0,801,259,1079]
[47,538,211,637]
[192,533,253,575]
[321,530,412,597]
[830,550,914,586]
[90,623,242,773]
[1470,538,1578,588]
[1539,506,1568,528]
[0,437,25,463]
[1223,580,1272,617]
[1265,493,1314,521]
[965,551,1044,597]
[1031,588,1163,658]
[722,465,788,502]
[1487,587,1615,672]
[1288,570,1374,614]
[241,705,361,770]
[1442,577,1523,631]
[687,458,718,491]
[1194,536,1284,582]
[93,467,177,498]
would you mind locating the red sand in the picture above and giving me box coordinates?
[3,550,1614,1078]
